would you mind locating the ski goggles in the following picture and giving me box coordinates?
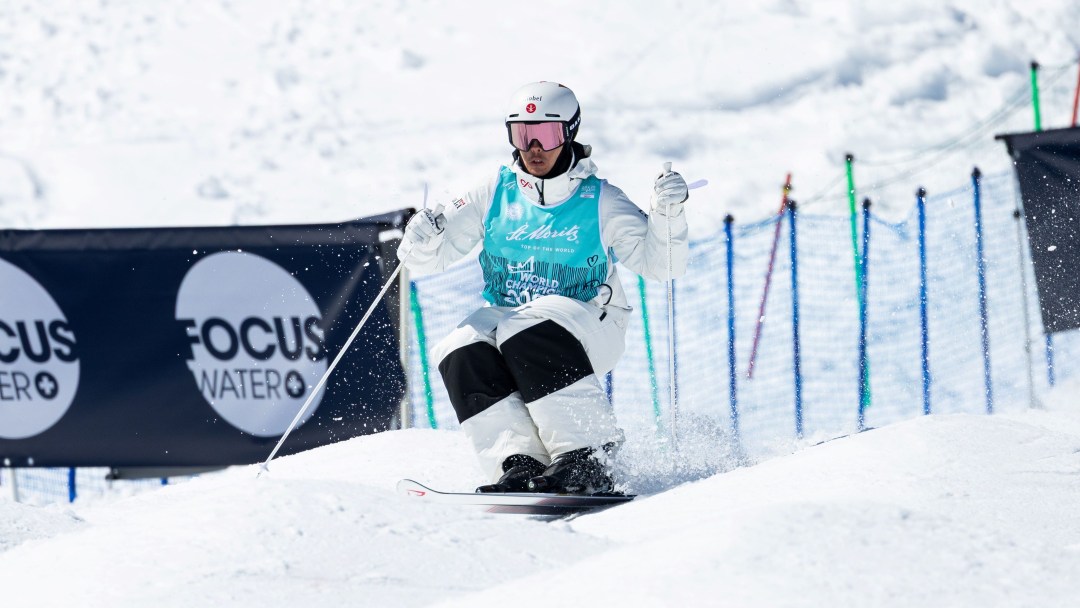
[507,121,566,151]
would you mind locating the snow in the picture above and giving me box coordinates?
[2,1,1078,233]
[3,395,1080,607]
[3,1,1080,606]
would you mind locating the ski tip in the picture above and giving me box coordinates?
[396,478,432,498]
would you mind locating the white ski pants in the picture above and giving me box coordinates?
[432,295,628,482]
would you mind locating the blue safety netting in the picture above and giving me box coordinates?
[9,170,1075,503]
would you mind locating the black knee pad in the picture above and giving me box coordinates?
[438,341,519,424]
[500,320,593,404]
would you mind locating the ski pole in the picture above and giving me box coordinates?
[660,164,708,456]
[257,263,404,477]
[662,162,679,458]
[258,205,442,477]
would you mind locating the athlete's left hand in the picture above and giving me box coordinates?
[650,162,689,217]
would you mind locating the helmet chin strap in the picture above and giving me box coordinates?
[545,144,576,178]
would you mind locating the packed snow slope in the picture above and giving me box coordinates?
[3,387,1080,607]
[1,1,1078,236]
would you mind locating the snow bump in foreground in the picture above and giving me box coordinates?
[2,413,1080,607]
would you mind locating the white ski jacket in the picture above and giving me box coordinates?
[400,147,689,311]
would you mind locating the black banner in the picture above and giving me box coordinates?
[0,210,410,467]
[998,126,1080,334]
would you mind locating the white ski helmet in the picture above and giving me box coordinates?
[504,81,581,149]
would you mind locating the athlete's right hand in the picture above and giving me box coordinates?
[399,208,446,260]
[404,208,446,245]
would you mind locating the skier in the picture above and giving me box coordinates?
[397,81,690,495]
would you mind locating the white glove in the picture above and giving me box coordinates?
[398,207,445,260]
[650,162,689,217]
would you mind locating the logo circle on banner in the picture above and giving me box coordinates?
[176,251,328,437]
[0,257,80,439]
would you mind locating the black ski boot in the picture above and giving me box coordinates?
[527,447,614,495]
[475,454,547,493]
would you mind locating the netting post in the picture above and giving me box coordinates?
[746,173,791,379]
[724,214,739,438]
[5,465,20,503]
[1010,208,1041,408]
[845,154,865,295]
[917,188,932,415]
[1030,61,1042,132]
[1028,59,1056,385]
[787,199,804,438]
[409,281,438,429]
[857,199,872,431]
[972,168,994,414]
[1072,55,1080,127]
[398,260,412,430]
[845,154,872,412]
[67,467,76,503]
[637,276,663,432]
[1046,337,1056,387]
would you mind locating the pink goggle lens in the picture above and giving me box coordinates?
[508,122,565,151]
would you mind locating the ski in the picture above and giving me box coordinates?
[397,479,634,515]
